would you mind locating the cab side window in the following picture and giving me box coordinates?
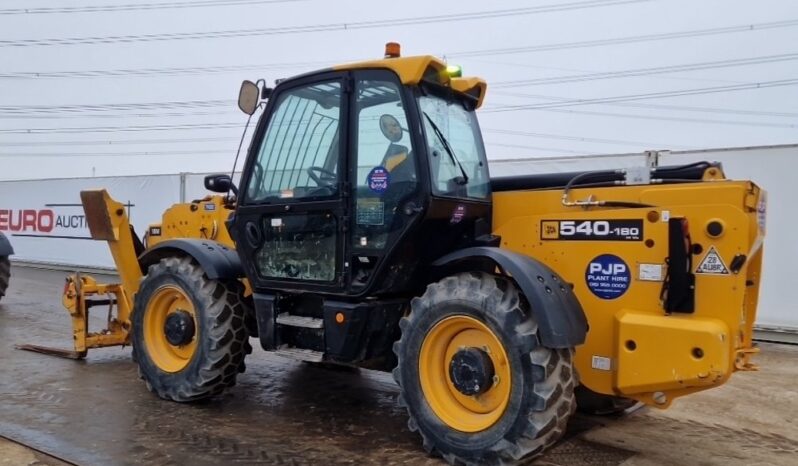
[352,78,416,250]
[242,81,343,283]
[245,82,342,203]
[419,95,490,200]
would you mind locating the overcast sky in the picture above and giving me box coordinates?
[1,0,796,180]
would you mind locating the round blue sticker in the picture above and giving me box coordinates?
[367,166,390,194]
[585,254,630,300]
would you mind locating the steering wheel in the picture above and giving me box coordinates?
[307,166,337,187]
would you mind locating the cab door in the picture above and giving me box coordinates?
[233,74,349,293]
[347,70,425,294]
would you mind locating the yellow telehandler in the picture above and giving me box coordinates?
[20,43,766,465]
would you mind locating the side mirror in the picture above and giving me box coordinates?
[238,80,260,115]
[205,174,238,195]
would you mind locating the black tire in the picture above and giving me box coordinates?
[0,256,9,302]
[575,385,638,416]
[393,272,576,465]
[132,256,250,402]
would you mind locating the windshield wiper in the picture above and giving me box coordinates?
[423,112,469,185]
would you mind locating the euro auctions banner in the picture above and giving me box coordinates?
[0,174,181,268]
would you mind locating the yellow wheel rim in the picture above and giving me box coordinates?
[143,285,198,373]
[419,315,512,433]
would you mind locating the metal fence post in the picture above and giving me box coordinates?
[644,150,669,168]
[179,172,187,203]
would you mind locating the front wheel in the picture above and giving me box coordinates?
[393,272,576,465]
[132,256,249,402]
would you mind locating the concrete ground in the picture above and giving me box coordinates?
[0,437,72,466]
[1,265,796,465]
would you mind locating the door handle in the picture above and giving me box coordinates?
[403,201,424,216]
[245,221,262,248]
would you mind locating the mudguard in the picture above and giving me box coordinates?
[432,246,588,348]
[139,239,243,280]
[0,232,13,256]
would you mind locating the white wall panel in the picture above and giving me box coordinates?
[1,174,181,268]
[661,145,798,332]
[2,145,794,336]
[489,153,647,177]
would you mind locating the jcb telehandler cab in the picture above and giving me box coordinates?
[221,50,586,461]
[20,44,766,465]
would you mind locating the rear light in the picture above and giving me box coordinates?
[661,218,696,313]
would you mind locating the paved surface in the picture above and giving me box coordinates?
[0,436,72,466]
[1,265,796,465]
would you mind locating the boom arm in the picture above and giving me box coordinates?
[81,189,143,301]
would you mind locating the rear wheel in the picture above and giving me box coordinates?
[393,272,576,465]
[0,256,9,302]
[132,256,249,402]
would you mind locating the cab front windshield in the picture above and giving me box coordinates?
[419,93,490,199]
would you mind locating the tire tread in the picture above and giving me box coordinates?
[393,272,576,465]
[132,256,248,402]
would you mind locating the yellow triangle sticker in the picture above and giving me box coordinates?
[695,246,729,275]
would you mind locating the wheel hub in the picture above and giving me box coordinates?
[164,310,195,346]
[449,347,495,396]
[418,315,512,432]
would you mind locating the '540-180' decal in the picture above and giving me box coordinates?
[541,219,643,241]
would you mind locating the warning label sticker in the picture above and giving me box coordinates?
[356,199,384,226]
[591,355,612,371]
[695,246,729,275]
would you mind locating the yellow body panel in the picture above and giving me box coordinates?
[147,195,234,249]
[449,77,487,109]
[493,178,765,407]
[331,55,486,108]
[147,196,250,298]
[333,55,447,85]
[81,189,143,298]
[89,177,763,409]
[614,312,729,396]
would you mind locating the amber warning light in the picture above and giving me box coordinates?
[385,42,401,58]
